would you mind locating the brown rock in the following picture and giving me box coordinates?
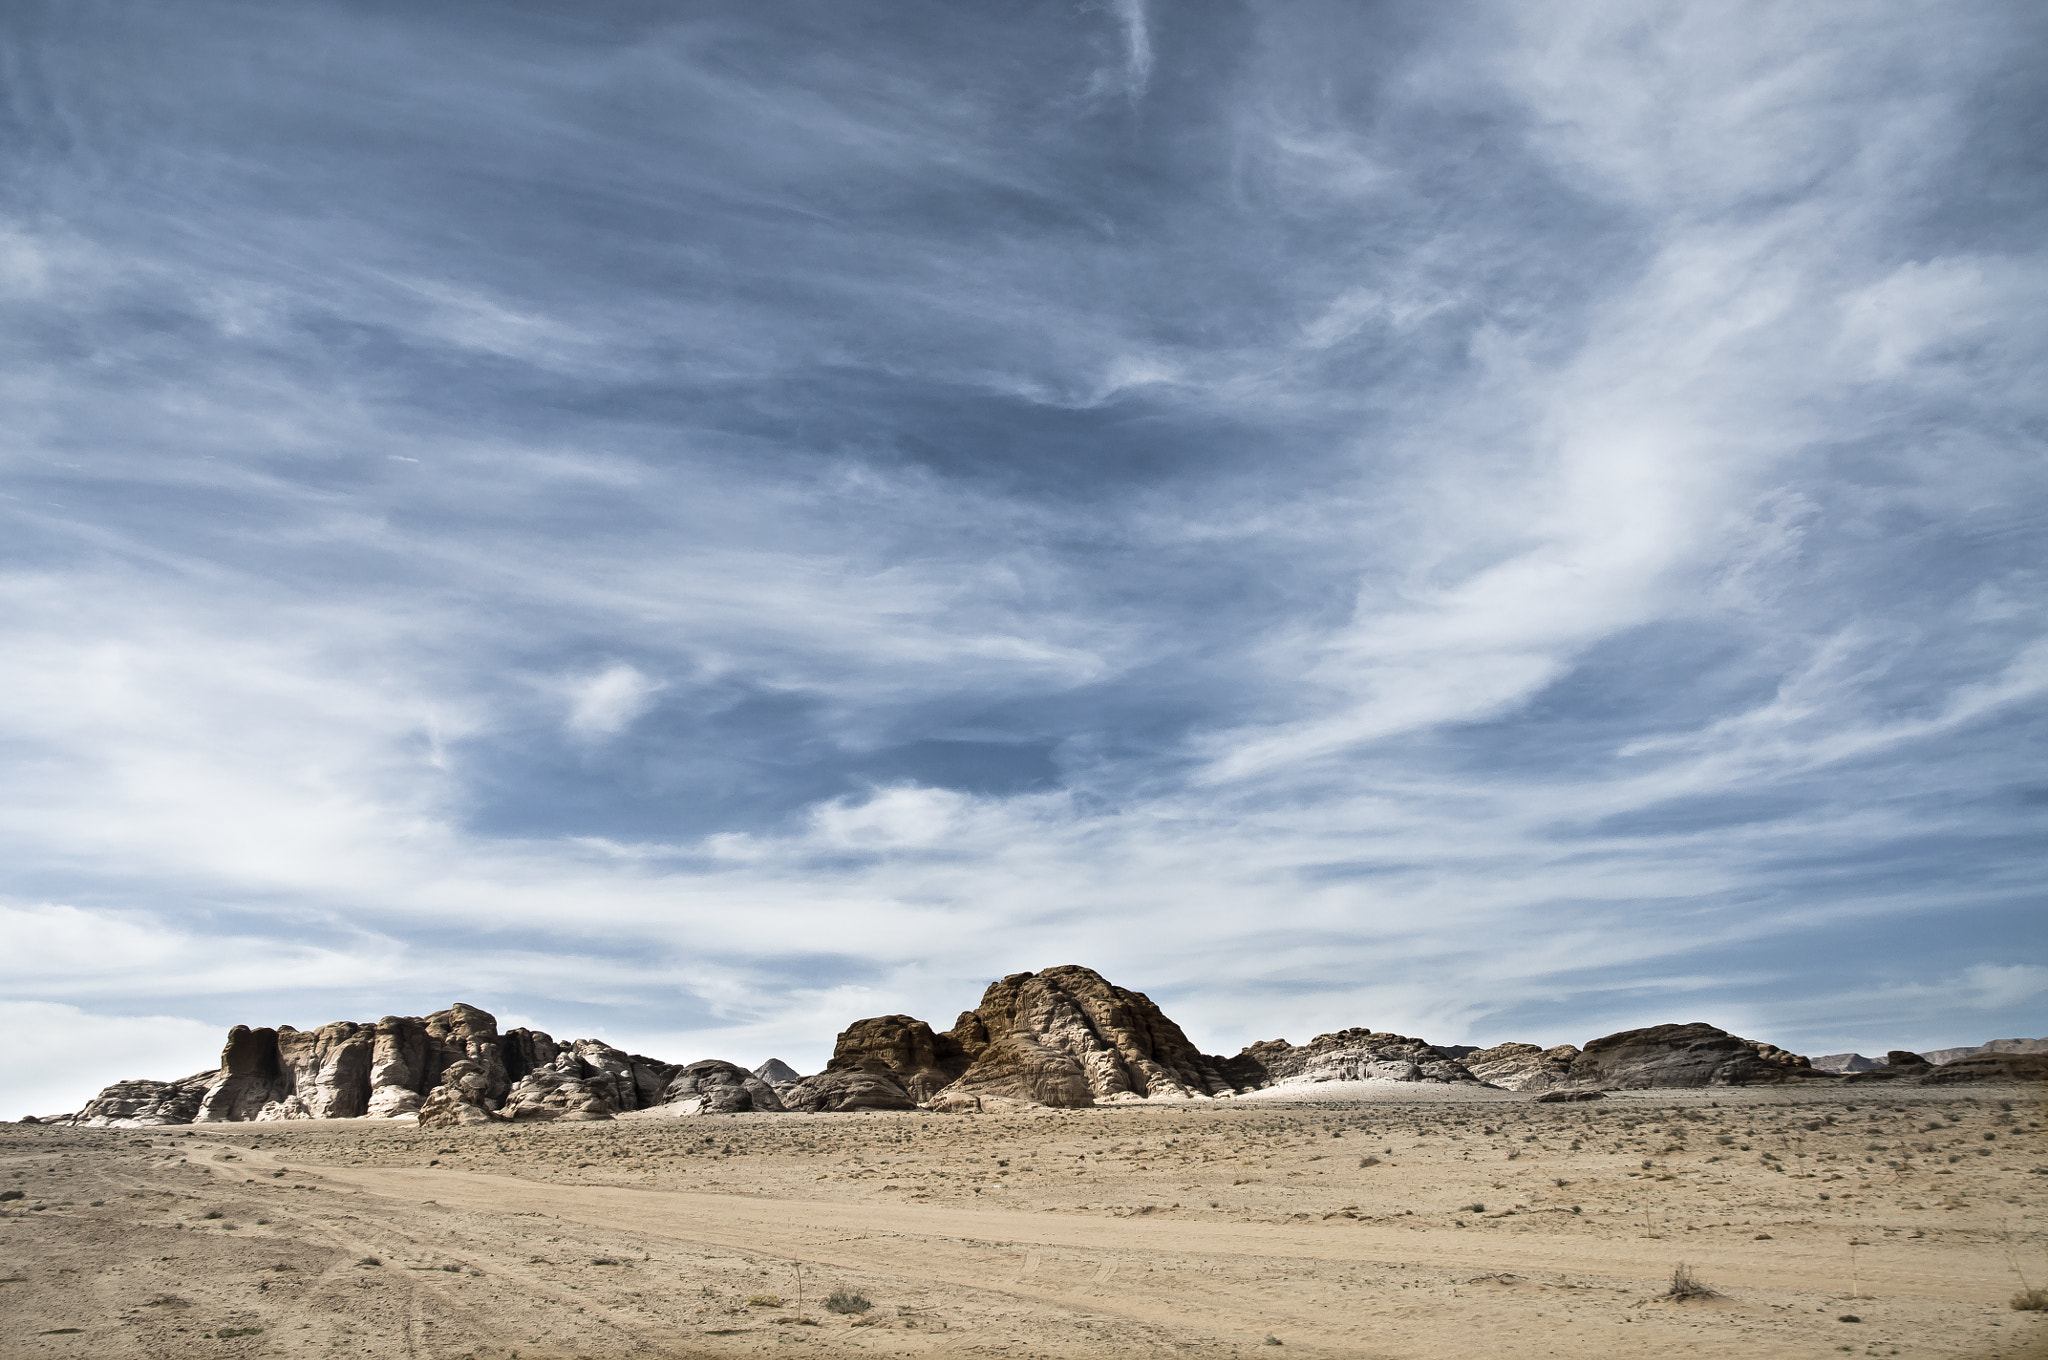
[366,1016,431,1118]
[195,1026,291,1122]
[416,1059,497,1128]
[778,1069,920,1112]
[821,1015,970,1101]
[275,1022,375,1119]
[423,1004,509,1107]
[499,1063,617,1122]
[935,965,1253,1108]
[655,1060,786,1114]
[1566,1023,1825,1089]
[1919,1052,2048,1084]
[70,1071,216,1127]
[502,1027,561,1083]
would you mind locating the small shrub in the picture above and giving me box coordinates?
[216,1326,264,1338]
[1838,1315,1862,1323]
[202,1210,223,1220]
[825,1287,872,1315]
[1665,1263,1720,1301]
[590,1257,620,1266]
[745,1293,783,1307]
[356,1257,381,1268]
[2013,1287,2048,1312]
[1357,1156,1381,1168]
[0,1190,21,1201]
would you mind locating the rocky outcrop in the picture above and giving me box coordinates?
[70,1071,216,1127]
[1919,1052,2048,1084]
[818,1015,971,1102]
[753,1058,802,1086]
[653,1060,786,1114]
[1920,1037,2048,1065]
[1229,1029,1484,1087]
[503,1027,562,1082]
[1564,1023,1823,1089]
[275,1022,376,1119]
[416,1059,496,1128]
[197,1026,292,1122]
[1460,1042,1581,1091]
[937,966,1254,1108]
[1810,1053,1885,1074]
[499,1065,618,1122]
[779,1069,920,1112]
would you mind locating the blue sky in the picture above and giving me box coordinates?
[3,1,2044,1115]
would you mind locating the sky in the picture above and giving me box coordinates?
[3,0,2045,1117]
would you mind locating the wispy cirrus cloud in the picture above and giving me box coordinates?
[0,0,2042,1114]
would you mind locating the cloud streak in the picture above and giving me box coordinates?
[0,0,2043,1112]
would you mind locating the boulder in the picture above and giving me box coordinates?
[70,1071,216,1127]
[1229,1029,1483,1087]
[753,1058,802,1086]
[1919,1052,2048,1084]
[275,1022,375,1119]
[1461,1042,1580,1091]
[655,1060,785,1114]
[499,1063,618,1122]
[416,1059,497,1128]
[935,966,1253,1108]
[779,1069,920,1113]
[1565,1023,1824,1089]
[819,1015,971,1102]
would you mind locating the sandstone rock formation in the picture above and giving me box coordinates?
[819,1015,971,1102]
[1460,1042,1581,1091]
[416,1059,496,1128]
[753,1058,802,1086]
[70,1071,216,1127]
[1563,1023,1822,1089]
[499,1065,618,1122]
[779,1069,920,1112]
[937,966,1254,1107]
[1230,1029,1484,1087]
[654,1060,786,1114]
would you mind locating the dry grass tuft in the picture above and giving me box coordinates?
[1665,1263,1721,1301]
[2012,1287,2048,1312]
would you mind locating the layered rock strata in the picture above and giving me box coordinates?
[1460,1041,1581,1091]
[1231,1029,1485,1087]
[1561,1023,1821,1089]
[71,1072,216,1127]
[933,966,1255,1108]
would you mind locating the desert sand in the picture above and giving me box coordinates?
[3,1083,2044,1359]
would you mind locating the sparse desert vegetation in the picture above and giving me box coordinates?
[1,1083,2042,1357]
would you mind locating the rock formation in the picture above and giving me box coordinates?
[1919,1037,2048,1065]
[1460,1042,1581,1091]
[498,1066,618,1122]
[1562,1023,1822,1089]
[416,1059,496,1128]
[752,1058,802,1086]
[934,966,1255,1108]
[779,1069,921,1112]
[817,1015,971,1102]
[1919,1052,2048,1084]
[1810,1052,1885,1074]
[653,1060,786,1114]
[1230,1029,1485,1087]
[70,1071,216,1127]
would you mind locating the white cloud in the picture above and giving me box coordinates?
[563,663,664,739]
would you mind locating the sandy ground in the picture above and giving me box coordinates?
[3,1084,2045,1359]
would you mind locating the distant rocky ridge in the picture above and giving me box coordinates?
[37,974,2047,1126]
